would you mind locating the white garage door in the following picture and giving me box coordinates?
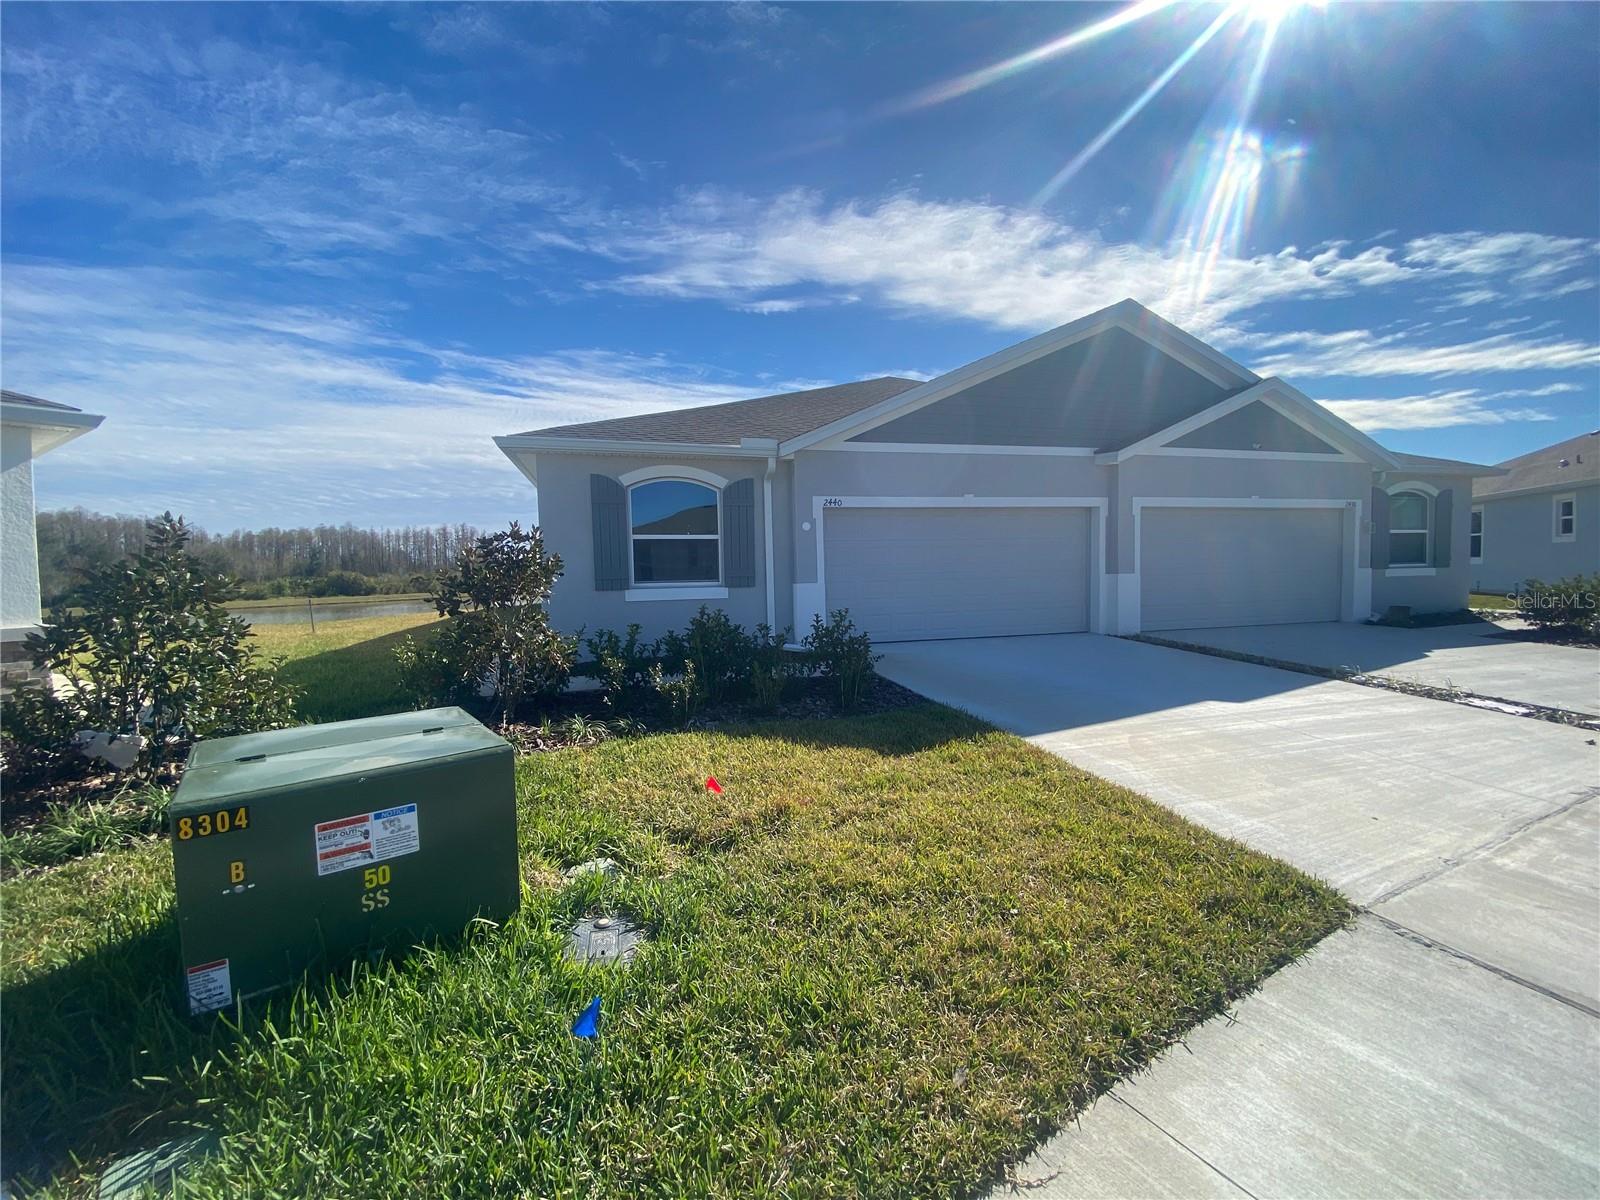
[823,506,1090,642]
[1140,506,1343,631]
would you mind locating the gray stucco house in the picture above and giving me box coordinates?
[1469,431,1599,595]
[495,300,1501,644]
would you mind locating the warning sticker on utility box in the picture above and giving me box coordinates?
[186,958,232,1015]
[313,803,420,877]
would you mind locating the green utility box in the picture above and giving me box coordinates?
[170,707,518,1015]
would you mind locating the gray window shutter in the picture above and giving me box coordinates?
[591,474,627,590]
[1433,488,1453,568]
[1371,487,1390,570]
[722,477,757,588]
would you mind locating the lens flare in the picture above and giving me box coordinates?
[1166,127,1308,306]
[879,0,1175,117]
[1033,4,1244,206]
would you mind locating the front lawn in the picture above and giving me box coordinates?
[2,704,1349,1197]
[250,612,445,722]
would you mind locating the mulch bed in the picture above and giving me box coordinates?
[692,674,927,728]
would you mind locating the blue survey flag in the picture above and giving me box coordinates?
[572,995,602,1039]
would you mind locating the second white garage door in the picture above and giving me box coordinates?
[1139,505,1344,631]
[823,506,1090,642]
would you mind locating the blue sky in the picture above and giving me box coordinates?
[4,1,1597,530]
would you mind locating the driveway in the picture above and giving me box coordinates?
[1151,619,1599,715]
[874,634,1600,1198]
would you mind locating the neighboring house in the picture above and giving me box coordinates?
[1469,431,1600,595]
[495,300,1502,644]
[2,390,105,673]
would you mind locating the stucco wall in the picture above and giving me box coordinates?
[1,426,41,636]
[530,450,773,642]
[1470,485,1600,595]
[522,442,1475,641]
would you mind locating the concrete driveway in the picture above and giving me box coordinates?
[874,634,1600,1199]
[1154,619,1599,715]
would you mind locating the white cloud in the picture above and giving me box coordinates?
[1321,391,1559,432]
[1241,327,1600,377]
[582,190,1600,342]
[0,264,784,529]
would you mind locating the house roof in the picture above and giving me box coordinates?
[0,388,105,455]
[1,388,84,413]
[512,377,925,446]
[1475,431,1600,498]
[1391,450,1505,476]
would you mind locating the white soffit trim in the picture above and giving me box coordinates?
[1099,378,1399,468]
[786,298,1260,456]
[827,442,1098,456]
[494,434,769,458]
[1,402,105,456]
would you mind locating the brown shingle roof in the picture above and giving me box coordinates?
[515,377,924,444]
[1475,431,1600,498]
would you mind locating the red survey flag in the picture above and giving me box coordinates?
[705,776,722,793]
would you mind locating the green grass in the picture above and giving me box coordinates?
[1,705,1349,1197]
[250,612,445,723]
[226,592,431,611]
[1470,591,1515,610]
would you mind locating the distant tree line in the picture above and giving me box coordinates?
[37,508,483,605]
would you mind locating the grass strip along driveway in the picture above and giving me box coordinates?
[3,705,1348,1197]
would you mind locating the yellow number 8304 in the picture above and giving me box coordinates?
[176,806,250,841]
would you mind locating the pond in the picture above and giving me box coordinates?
[229,598,437,626]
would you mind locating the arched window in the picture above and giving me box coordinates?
[1388,490,1431,566]
[628,479,720,584]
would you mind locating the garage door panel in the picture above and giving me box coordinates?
[825,507,1089,642]
[1141,507,1342,631]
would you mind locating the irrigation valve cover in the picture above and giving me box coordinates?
[168,707,519,1014]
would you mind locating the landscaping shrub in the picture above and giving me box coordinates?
[1516,574,1600,639]
[400,523,576,725]
[649,659,698,726]
[749,624,800,713]
[584,624,657,714]
[805,609,880,710]
[0,513,297,781]
[658,606,754,705]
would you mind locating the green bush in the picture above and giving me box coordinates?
[0,514,297,780]
[585,624,658,714]
[648,659,698,726]
[399,523,575,725]
[804,609,880,710]
[1516,574,1600,638]
[658,606,754,705]
[749,624,800,713]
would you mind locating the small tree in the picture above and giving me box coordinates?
[2,513,297,777]
[421,523,574,726]
[804,609,880,710]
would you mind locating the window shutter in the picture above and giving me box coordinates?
[722,477,757,588]
[1371,487,1390,570]
[1433,488,1453,568]
[591,474,627,590]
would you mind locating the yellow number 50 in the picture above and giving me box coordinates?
[362,865,391,889]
